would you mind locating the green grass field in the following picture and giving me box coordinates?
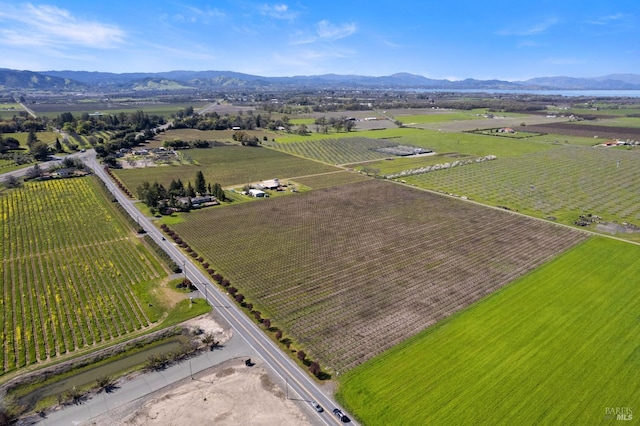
[8,131,61,149]
[337,236,640,425]
[113,146,340,192]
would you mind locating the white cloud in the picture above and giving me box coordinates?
[258,4,299,20]
[291,20,357,45]
[181,5,226,22]
[317,20,357,40]
[497,18,558,36]
[0,3,125,48]
[586,13,624,25]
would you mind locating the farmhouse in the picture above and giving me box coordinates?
[497,127,515,133]
[191,195,218,207]
[176,195,219,209]
[248,188,269,198]
[258,178,280,190]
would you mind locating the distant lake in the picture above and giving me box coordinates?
[408,89,640,98]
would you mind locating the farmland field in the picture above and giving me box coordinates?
[112,146,340,192]
[28,102,208,118]
[0,177,165,376]
[336,237,640,425]
[0,104,21,119]
[170,179,586,373]
[521,122,640,141]
[292,170,372,189]
[575,117,640,128]
[273,128,556,164]
[270,137,398,165]
[392,112,479,124]
[404,145,640,231]
[154,128,272,145]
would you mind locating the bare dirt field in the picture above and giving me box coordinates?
[88,359,312,426]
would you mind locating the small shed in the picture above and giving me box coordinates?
[248,189,268,198]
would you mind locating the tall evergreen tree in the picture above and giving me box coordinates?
[194,171,206,194]
[186,182,196,198]
[213,183,226,201]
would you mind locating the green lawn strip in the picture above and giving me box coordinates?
[289,118,316,125]
[337,237,640,425]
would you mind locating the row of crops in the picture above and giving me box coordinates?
[0,177,164,374]
[405,145,640,225]
[269,137,398,165]
[171,179,587,373]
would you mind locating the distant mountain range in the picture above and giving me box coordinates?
[2,68,640,91]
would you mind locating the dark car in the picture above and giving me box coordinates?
[333,408,351,423]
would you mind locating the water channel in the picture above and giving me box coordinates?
[18,339,182,409]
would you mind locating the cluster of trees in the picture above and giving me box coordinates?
[0,134,20,154]
[95,128,161,166]
[53,110,166,135]
[313,116,356,133]
[26,129,51,160]
[162,139,218,149]
[137,171,225,212]
[231,130,260,146]
[0,113,45,133]
[170,108,293,132]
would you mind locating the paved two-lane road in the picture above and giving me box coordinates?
[85,155,356,425]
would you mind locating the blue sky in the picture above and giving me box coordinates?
[0,1,638,80]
